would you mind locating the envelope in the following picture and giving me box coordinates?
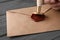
[6,4,60,37]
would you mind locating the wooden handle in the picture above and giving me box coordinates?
[37,0,44,14]
[37,0,44,6]
[37,6,41,14]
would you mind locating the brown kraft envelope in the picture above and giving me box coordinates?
[6,4,60,37]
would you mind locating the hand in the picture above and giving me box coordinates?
[34,0,60,10]
[44,0,60,10]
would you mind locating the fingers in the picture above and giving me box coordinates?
[52,3,60,10]
[44,0,59,4]
[50,0,55,3]
[44,0,60,10]
[44,0,50,4]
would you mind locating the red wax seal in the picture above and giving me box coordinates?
[31,14,46,22]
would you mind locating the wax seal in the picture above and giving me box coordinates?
[31,14,46,22]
